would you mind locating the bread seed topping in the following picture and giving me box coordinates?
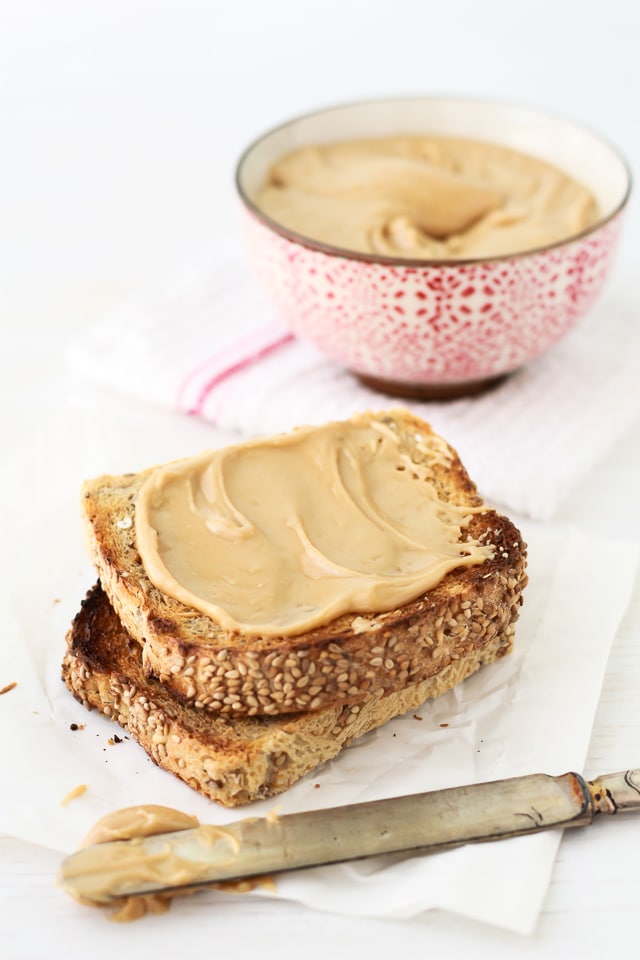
[256,135,598,259]
[134,417,494,636]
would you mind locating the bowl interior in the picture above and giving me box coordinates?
[238,98,630,239]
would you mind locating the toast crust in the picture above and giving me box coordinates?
[63,584,516,807]
[81,411,527,717]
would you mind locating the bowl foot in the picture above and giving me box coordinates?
[353,371,509,401]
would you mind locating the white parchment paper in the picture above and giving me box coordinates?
[0,397,637,935]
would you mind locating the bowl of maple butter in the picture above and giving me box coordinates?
[236,97,630,398]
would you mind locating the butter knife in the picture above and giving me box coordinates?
[59,768,640,905]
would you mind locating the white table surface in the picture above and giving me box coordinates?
[1,2,639,957]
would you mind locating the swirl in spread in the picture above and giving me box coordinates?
[134,420,494,636]
[255,135,598,259]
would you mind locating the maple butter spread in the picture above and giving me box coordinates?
[62,805,245,920]
[134,418,494,636]
[255,135,598,259]
[80,805,200,848]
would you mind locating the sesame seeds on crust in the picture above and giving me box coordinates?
[62,584,517,807]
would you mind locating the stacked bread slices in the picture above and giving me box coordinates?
[62,411,527,807]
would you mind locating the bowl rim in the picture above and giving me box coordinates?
[235,94,632,267]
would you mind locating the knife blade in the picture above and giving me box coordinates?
[59,768,640,905]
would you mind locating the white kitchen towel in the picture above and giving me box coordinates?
[67,260,640,519]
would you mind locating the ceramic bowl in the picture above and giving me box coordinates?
[235,98,630,399]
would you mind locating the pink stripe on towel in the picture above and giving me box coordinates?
[188,332,295,415]
[175,321,289,412]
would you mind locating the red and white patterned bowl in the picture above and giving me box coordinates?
[236,98,630,399]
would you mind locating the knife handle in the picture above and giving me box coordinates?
[587,770,640,814]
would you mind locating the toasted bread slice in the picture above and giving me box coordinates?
[63,584,516,807]
[81,410,527,717]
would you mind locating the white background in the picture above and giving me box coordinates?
[1,2,640,958]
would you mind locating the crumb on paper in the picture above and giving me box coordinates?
[440,723,449,728]
[314,783,320,789]
[52,597,61,606]
[69,723,86,731]
[413,714,423,721]
[0,681,17,696]
[61,784,88,806]
[265,805,282,824]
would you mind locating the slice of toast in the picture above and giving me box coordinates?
[63,584,516,807]
[81,410,527,717]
